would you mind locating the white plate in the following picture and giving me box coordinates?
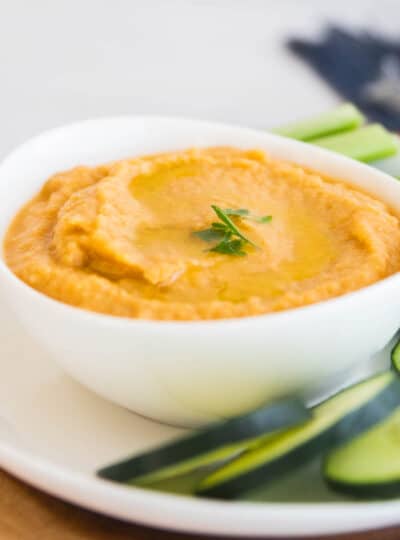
[0,300,399,538]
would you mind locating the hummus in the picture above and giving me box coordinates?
[4,147,400,320]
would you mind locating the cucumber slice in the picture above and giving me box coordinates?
[135,431,279,487]
[324,407,400,498]
[97,397,309,484]
[198,372,400,499]
[313,124,397,163]
[391,338,400,374]
[273,103,364,141]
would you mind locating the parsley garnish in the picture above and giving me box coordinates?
[193,205,272,256]
[223,208,272,223]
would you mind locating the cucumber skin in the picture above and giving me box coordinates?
[391,338,400,374]
[325,478,400,499]
[97,398,310,483]
[198,375,400,499]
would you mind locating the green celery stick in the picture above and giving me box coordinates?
[373,135,400,177]
[312,124,398,163]
[273,103,365,142]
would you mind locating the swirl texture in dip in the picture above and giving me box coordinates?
[4,147,400,320]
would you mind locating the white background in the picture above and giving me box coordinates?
[1,0,399,159]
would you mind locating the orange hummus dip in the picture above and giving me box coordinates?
[4,147,400,320]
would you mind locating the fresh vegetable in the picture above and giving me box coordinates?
[373,135,400,178]
[274,103,399,173]
[97,397,309,484]
[323,407,400,498]
[391,337,400,374]
[273,103,365,141]
[134,431,280,487]
[197,372,400,499]
[312,124,397,162]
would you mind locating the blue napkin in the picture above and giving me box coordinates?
[288,26,400,131]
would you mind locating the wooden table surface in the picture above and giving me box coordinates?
[1,470,399,540]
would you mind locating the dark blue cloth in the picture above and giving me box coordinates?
[288,27,400,130]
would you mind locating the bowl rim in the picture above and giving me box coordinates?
[0,113,400,329]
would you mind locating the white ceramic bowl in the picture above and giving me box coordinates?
[0,116,399,427]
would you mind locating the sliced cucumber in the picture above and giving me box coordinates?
[313,124,397,163]
[97,397,309,484]
[273,103,364,141]
[324,407,400,498]
[134,439,249,486]
[197,372,400,499]
[135,431,278,487]
[391,338,400,374]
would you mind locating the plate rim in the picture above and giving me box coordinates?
[1,437,400,537]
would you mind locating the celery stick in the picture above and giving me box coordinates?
[273,103,364,142]
[312,124,398,163]
[373,135,400,178]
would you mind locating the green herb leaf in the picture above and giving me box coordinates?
[211,222,229,230]
[224,208,272,223]
[211,205,256,247]
[193,205,272,257]
[223,208,250,217]
[193,228,226,242]
[251,214,272,223]
[210,238,247,256]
